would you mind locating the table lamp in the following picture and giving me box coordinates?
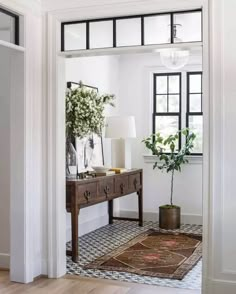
[105,116,136,168]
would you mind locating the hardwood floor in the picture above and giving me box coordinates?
[0,271,201,294]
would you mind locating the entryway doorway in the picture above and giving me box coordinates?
[46,4,209,294]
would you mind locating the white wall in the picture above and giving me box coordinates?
[0,46,11,269]
[65,55,120,239]
[117,52,203,224]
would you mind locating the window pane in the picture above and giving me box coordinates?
[189,74,202,93]
[155,116,179,151]
[189,94,201,112]
[173,11,202,43]
[64,23,86,51]
[169,75,180,94]
[156,95,167,112]
[0,11,15,44]
[156,76,167,94]
[188,115,203,153]
[144,15,170,45]
[116,18,141,47]
[169,95,179,112]
[90,21,113,49]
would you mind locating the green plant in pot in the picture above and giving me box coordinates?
[142,129,196,229]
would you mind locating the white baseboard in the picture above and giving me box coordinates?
[119,210,202,225]
[0,253,10,269]
[66,214,108,242]
[66,211,202,242]
[207,278,236,294]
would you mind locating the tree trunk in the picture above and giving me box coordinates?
[170,169,174,206]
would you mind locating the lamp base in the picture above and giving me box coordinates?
[111,139,132,169]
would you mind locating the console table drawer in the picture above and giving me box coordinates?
[115,176,128,195]
[129,173,141,191]
[99,178,114,198]
[78,183,97,204]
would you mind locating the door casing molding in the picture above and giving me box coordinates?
[45,2,210,290]
[0,0,43,283]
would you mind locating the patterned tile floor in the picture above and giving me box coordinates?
[66,221,202,290]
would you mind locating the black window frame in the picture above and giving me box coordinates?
[186,71,203,156]
[61,8,202,52]
[153,72,182,152]
[0,7,20,46]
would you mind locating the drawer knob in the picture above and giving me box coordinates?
[104,186,110,196]
[120,183,125,194]
[84,190,91,201]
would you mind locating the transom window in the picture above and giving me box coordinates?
[61,9,202,51]
[0,7,19,45]
[153,71,203,155]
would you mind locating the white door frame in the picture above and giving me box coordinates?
[46,1,210,292]
[0,0,43,283]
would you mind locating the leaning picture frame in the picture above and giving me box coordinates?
[67,81,104,172]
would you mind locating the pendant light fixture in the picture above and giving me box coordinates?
[160,24,190,70]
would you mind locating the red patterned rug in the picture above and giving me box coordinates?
[84,229,202,280]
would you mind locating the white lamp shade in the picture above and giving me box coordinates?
[105,116,136,139]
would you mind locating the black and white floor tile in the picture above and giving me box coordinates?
[66,220,202,290]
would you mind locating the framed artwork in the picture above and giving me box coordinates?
[67,81,104,172]
[76,134,104,172]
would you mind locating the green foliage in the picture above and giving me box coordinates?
[142,128,196,205]
[66,81,115,139]
[142,129,196,173]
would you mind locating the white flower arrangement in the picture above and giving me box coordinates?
[66,82,115,139]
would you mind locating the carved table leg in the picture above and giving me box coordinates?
[108,200,113,224]
[71,205,79,263]
[138,188,143,227]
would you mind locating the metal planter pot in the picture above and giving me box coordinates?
[159,206,181,230]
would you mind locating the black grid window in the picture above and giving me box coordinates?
[0,7,19,45]
[153,73,182,151]
[186,72,203,155]
[61,9,202,52]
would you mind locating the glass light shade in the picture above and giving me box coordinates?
[105,116,136,139]
[160,49,189,70]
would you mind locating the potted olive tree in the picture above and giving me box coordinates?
[142,129,196,229]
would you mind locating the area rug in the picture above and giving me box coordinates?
[84,229,202,280]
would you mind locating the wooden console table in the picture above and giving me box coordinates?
[66,169,143,262]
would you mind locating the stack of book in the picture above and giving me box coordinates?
[95,170,116,177]
[95,168,128,177]
[109,168,127,174]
